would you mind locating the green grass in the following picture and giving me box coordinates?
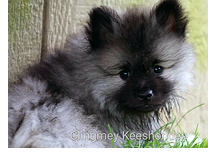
[109,104,208,148]
[129,123,208,148]
[108,124,115,148]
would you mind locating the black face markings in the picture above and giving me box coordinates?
[113,57,171,112]
[114,71,172,112]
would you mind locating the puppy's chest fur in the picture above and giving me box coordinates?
[9,77,129,148]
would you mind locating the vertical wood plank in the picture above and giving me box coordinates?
[8,0,44,83]
[41,0,50,58]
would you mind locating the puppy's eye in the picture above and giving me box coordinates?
[154,66,163,75]
[119,70,130,80]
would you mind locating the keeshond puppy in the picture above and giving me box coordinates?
[8,0,195,147]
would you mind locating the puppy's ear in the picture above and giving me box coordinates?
[86,6,120,49]
[155,0,188,37]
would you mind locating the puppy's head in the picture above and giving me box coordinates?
[83,0,195,114]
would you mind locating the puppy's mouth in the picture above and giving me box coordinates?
[117,95,168,113]
[120,101,165,113]
[134,104,163,112]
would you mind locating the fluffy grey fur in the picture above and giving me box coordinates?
[8,0,195,148]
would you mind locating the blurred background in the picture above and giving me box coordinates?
[8,0,208,138]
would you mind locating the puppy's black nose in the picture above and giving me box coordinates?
[138,89,153,100]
